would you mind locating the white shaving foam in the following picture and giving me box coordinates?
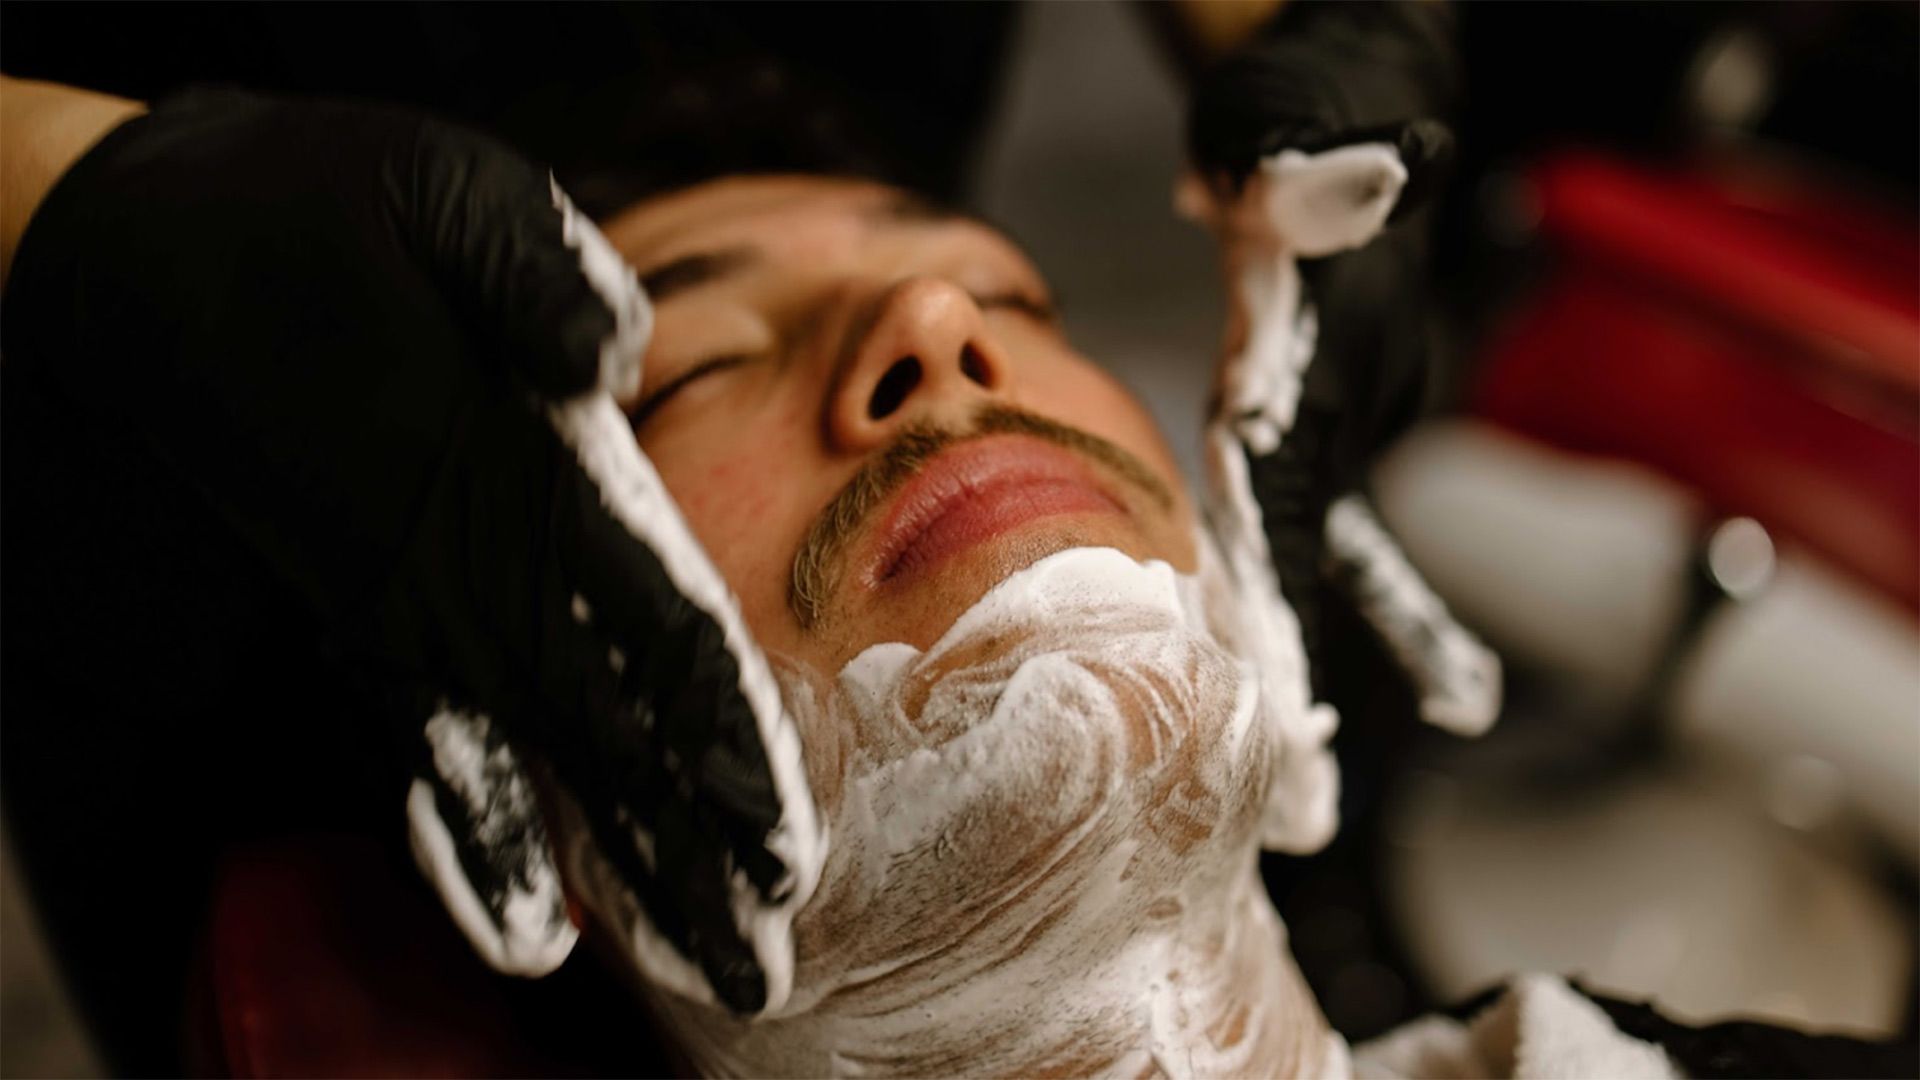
[640,546,1342,1078]
[1258,145,1408,259]
[1180,143,1404,458]
[1325,495,1501,734]
[1205,435,1344,855]
[408,707,579,977]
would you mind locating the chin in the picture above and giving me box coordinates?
[637,546,1333,1078]
[838,513,1192,657]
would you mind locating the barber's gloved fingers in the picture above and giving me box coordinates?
[1187,45,1335,187]
[552,184,652,401]
[550,398,797,888]
[1243,422,1337,686]
[1323,495,1501,735]
[534,598,776,1016]
[1184,0,1460,192]
[1265,118,1454,226]
[1270,118,1453,193]
[529,395,822,1013]
[1385,118,1455,220]
[407,128,649,401]
[407,705,579,977]
[1187,50,1440,188]
[1184,17,1456,218]
[658,799,774,1015]
[1188,125,1454,255]
[403,124,798,995]
[8,85,808,1010]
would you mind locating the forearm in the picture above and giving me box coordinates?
[1,75,144,289]
[1139,0,1289,78]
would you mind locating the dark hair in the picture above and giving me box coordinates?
[506,8,1021,221]
[534,61,917,221]
[3,3,1019,222]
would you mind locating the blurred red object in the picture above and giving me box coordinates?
[1473,150,1920,613]
[199,837,550,1078]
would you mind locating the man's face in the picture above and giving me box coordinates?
[601,176,1197,674]
[585,179,1318,1075]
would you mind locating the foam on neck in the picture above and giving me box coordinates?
[644,545,1340,1077]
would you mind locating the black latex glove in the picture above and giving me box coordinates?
[1185,1,1461,695]
[2,88,812,1014]
[1187,1,1459,206]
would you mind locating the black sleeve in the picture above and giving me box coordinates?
[1437,981,1917,1079]
[1576,984,1919,1080]
[1,2,1020,212]
[0,4,488,111]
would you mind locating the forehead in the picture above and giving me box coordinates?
[598,175,1034,276]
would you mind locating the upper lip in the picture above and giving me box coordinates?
[860,434,1128,587]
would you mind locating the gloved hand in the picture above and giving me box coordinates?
[1180,2,1498,854]
[1186,0,1458,209]
[2,89,818,1014]
[1181,0,1487,704]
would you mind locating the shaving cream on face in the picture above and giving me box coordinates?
[625,544,1339,1078]
[543,143,1485,1073]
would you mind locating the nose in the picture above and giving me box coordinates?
[826,277,1012,453]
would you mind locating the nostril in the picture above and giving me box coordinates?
[868,357,923,420]
[959,344,994,388]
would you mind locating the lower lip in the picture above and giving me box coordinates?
[880,476,1125,585]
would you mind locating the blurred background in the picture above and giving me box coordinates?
[4,1,1916,1073]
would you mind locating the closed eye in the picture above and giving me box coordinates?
[628,353,755,430]
[974,289,1060,325]
[628,290,1056,431]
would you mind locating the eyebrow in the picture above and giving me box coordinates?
[634,193,975,303]
[637,246,761,301]
[868,191,966,227]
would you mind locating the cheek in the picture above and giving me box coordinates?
[665,452,778,534]
[1006,351,1199,571]
[1014,356,1190,499]
[638,420,816,655]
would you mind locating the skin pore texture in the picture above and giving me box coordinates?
[562,175,1343,1076]
[597,176,1200,673]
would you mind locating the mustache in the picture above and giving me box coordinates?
[788,403,1176,628]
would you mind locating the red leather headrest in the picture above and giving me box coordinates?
[202,837,549,1078]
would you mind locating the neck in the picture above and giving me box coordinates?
[646,861,1337,1078]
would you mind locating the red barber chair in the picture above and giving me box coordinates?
[1472,149,1919,616]
[195,838,557,1078]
